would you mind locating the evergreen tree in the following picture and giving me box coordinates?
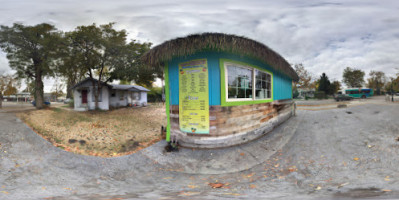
[317,73,331,94]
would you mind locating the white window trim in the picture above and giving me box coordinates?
[254,68,272,100]
[224,62,272,102]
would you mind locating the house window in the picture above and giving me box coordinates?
[92,88,102,102]
[111,90,116,97]
[132,92,140,100]
[224,61,272,102]
[120,91,124,100]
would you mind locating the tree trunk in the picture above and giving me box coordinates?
[66,81,74,99]
[0,93,3,108]
[94,87,99,110]
[35,68,44,109]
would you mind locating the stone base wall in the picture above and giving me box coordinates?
[169,99,295,148]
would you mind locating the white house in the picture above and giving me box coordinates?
[71,78,150,111]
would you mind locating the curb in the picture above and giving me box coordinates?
[140,114,302,175]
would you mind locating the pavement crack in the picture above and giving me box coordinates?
[238,146,259,163]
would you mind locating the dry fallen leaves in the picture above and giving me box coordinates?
[338,182,349,188]
[178,191,201,196]
[223,193,241,196]
[17,106,166,157]
[384,176,390,181]
[209,183,224,188]
[1,191,9,194]
[250,184,257,189]
[187,185,198,189]
[288,166,297,172]
[245,173,255,178]
[353,157,359,161]
[382,189,392,192]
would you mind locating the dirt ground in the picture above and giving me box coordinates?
[16,104,166,157]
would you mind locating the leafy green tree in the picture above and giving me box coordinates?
[111,41,154,88]
[22,79,35,95]
[343,67,365,88]
[330,80,341,94]
[367,70,386,95]
[317,73,331,95]
[66,23,128,109]
[293,63,313,90]
[0,74,20,107]
[56,34,86,98]
[0,23,62,109]
[384,77,399,93]
[65,23,153,109]
[147,87,162,102]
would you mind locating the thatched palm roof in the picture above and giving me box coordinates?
[141,33,298,81]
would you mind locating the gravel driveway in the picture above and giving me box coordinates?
[1,100,399,199]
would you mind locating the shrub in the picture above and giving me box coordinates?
[147,87,163,103]
[293,89,299,99]
[68,99,74,108]
[314,91,326,99]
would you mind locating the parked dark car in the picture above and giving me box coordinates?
[334,94,353,101]
[31,101,51,106]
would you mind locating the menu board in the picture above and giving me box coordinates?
[179,59,209,134]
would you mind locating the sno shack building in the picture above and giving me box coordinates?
[142,33,299,148]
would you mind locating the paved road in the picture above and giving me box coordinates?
[1,100,399,199]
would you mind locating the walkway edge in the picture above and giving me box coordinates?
[139,114,302,175]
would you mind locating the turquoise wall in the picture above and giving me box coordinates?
[167,51,292,105]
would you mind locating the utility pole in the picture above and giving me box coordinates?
[391,77,394,102]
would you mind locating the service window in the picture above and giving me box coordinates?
[224,62,272,102]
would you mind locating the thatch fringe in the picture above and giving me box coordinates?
[141,33,299,81]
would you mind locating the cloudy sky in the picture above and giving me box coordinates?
[1,0,398,91]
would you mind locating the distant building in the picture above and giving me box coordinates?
[297,88,315,98]
[71,78,149,111]
[3,92,32,102]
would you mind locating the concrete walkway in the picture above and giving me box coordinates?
[1,100,399,199]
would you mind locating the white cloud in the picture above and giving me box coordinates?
[1,0,399,91]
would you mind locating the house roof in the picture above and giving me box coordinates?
[71,78,150,92]
[141,32,299,81]
[110,84,134,90]
[130,85,150,92]
[110,84,150,92]
[70,78,110,90]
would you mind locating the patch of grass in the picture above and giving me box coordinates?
[52,107,63,113]
[54,137,62,143]
[17,106,166,157]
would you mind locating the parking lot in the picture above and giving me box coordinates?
[1,97,399,199]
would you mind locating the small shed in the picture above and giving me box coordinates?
[71,78,149,111]
[142,33,299,148]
